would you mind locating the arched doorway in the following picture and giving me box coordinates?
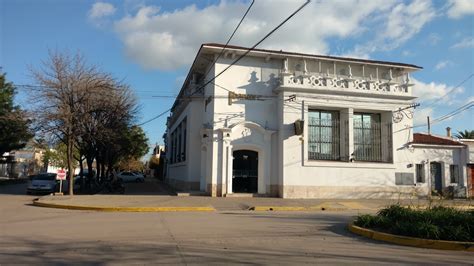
[232,150,258,193]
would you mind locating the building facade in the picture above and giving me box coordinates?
[164,43,469,198]
[410,132,469,198]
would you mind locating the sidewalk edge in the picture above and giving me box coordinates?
[348,223,474,252]
[32,200,215,212]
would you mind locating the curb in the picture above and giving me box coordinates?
[348,223,474,252]
[250,205,347,211]
[32,200,215,212]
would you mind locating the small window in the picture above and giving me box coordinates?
[415,164,425,183]
[450,165,459,183]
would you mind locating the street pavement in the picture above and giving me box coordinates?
[0,181,472,265]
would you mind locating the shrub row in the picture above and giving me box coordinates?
[354,205,474,242]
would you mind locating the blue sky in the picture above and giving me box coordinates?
[1,0,473,157]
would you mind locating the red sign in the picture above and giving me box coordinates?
[56,169,67,180]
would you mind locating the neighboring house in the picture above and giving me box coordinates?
[460,139,474,197]
[165,43,432,199]
[409,132,468,198]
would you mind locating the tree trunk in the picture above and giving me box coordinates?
[66,134,74,195]
[86,156,93,190]
[79,156,84,192]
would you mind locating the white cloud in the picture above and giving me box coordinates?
[340,0,436,58]
[107,0,436,70]
[434,60,452,70]
[412,78,464,103]
[112,0,414,70]
[451,37,474,48]
[88,2,117,19]
[447,0,474,19]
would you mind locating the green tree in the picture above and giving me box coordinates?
[454,130,474,139]
[42,142,79,170]
[0,72,33,156]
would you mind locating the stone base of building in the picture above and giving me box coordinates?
[166,178,200,192]
[281,185,429,199]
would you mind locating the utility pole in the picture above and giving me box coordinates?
[427,116,431,135]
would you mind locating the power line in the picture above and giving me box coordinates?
[202,0,255,80]
[394,100,474,133]
[140,0,311,126]
[420,73,473,109]
[137,109,171,126]
[188,0,310,98]
[137,0,256,127]
[430,100,473,124]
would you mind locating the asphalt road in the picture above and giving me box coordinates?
[0,183,472,265]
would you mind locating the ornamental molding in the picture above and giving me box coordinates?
[280,72,415,98]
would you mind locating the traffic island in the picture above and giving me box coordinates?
[349,204,474,251]
[348,224,474,251]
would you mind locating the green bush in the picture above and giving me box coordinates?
[354,204,474,242]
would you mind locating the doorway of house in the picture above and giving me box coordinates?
[430,162,442,195]
[232,150,258,193]
[468,164,474,198]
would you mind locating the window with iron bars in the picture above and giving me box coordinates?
[449,165,459,183]
[416,164,425,183]
[308,110,340,160]
[353,113,391,162]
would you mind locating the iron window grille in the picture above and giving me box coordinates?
[449,164,459,183]
[353,113,392,162]
[308,110,340,161]
[416,164,425,183]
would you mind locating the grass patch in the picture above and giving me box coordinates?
[354,205,474,242]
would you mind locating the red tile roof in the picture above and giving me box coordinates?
[412,133,465,146]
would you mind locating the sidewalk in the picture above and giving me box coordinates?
[34,194,474,212]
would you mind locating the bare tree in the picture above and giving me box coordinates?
[29,50,116,195]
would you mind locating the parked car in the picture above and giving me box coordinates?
[26,173,80,194]
[116,171,145,183]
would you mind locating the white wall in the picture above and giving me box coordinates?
[410,145,467,197]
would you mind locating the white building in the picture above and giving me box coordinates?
[164,43,469,198]
[409,132,469,198]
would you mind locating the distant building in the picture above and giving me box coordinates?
[164,43,470,199]
[0,147,46,178]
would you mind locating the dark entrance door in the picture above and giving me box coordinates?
[232,150,258,193]
[430,162,442,195]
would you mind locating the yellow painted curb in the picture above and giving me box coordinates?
[33,200,215,212]
[348,224,474,252]
[251,205,347,211]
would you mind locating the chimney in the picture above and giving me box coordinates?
[446,127,451,138]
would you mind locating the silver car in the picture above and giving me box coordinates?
[116,171,145,183]
[27,173,79,194]
[27,173,58,194]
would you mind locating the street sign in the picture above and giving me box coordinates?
[56,169,67,180]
